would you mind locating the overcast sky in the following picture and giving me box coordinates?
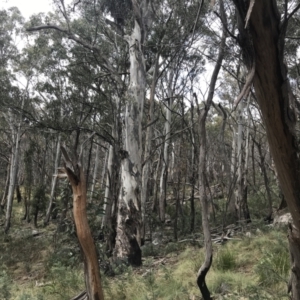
[1,0,52,19]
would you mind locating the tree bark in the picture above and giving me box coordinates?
[4,96,24,233]
[114,0,151,264]
[233,1,300,298]
[45,134,61,225]
[62,148,104,300]
[159,70,174,223]
[235,96,251,222]
[190,99,197,233]
[196,2,226,297]
[89,144,99,204]
[254,138,273,220]
[141,53,159,240]
[1,161,10,209]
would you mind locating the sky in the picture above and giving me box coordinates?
[1,0,52,19]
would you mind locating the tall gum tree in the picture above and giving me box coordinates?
[26,0,147,264]
[231,0,300,298]
[113,0,151,265]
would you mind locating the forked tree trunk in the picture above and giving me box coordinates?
[233,1,300,298]
[62,147,104,300]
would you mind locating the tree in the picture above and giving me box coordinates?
[61,146,104,300]
[196,1,227,298]
[231,1,300,298]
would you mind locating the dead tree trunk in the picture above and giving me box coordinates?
[61,147,104,300]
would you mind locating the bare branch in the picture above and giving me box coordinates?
[245,0,255,28]
[287,3,300,21]
[233,63,255,110]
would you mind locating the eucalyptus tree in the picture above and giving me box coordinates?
[224,1,300,297]
[26,0,150,265]
[0,7,28,232]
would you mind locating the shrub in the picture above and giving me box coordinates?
[0,271,12,300]
[255,243,290,287]
[214,247,236,271]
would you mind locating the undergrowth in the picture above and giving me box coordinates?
[0,209,291,300]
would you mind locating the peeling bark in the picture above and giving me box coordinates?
[62,148,104,300]
[114,0,151,264]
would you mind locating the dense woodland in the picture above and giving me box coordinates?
[1,0,300,299]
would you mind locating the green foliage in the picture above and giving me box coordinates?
[255,239,290,287]
[46,247,80,270]
[0,271,12,300]
[142,244,160,257]
[214,246,237,271]
[44,262,84,299]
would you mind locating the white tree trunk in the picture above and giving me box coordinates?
[101,145,113,228]
[4,97,25,233]
[100,145,109,190]
[235,99,245,220]
[89,144,99,203]
[159,70,174,222]
[44,133,61,225]
[141,54,159,239]
[114,1,150,264]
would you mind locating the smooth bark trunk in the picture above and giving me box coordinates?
[89,144,99,204]
[196,3,226,297]
[141,53,159,239]
[4,97,24,233]
[45,134,61,225]
[159,70,174,223]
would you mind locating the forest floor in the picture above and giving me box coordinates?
[0,205,291,300]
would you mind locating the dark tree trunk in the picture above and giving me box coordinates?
[1,162,10,209]
[233,1,300,298]
[196,1,226,297]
